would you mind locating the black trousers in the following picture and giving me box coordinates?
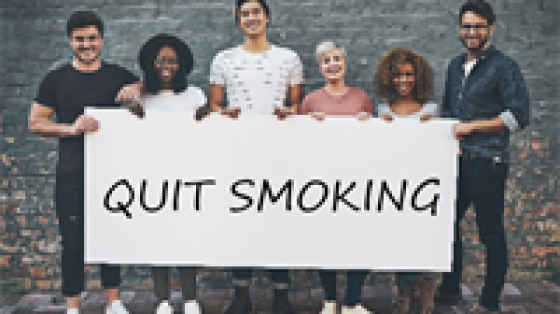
[440,157,509,311]
[56,174,121,297]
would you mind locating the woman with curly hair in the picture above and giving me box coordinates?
[127,34,206,314]
[374,47,439,314]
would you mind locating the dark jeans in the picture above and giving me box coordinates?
[320,270,368,307]
[232,268,290,287]
[396,272,420,290]
[440,157,508,311]
[151,266,197,302]
[56,175,121,297]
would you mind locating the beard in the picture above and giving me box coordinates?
[74,49,100,64]
[461,36,488,54]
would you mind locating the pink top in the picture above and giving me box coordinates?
[300,87,373,115]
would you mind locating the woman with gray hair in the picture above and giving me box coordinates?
[301,41,374,314]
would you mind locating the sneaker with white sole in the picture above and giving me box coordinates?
[106,300,130,314]
[184,300,202,314]
[341,304,373,314]
[320,301,337,314]
[155,300,173,314]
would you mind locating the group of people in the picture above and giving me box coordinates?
[28,0,530,314]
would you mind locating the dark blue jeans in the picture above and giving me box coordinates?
[56,175,122,296]
[320,270,368,307]
[440,157,508,311]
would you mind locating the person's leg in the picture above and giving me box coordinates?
[56,175,86,310]
[438,159,472,297]
[343,270,368,307]
[470,160,508,311]
[270,269,296,313]
[177,267,197,301]
[151,267,171,303]
[319,270,338,302]
[222,268,252,314]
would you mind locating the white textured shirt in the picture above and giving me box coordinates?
[209,45,303,114]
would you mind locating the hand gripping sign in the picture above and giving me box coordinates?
[85,108,458,271]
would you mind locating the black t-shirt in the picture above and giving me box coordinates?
[35,62,138,175]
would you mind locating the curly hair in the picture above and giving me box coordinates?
[375,47,434,104]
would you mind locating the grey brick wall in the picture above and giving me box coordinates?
[1,0,559,294]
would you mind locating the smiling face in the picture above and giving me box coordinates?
[69,26,103,65]
[392,62,415,100]
[238,1,269,37]
[460,11,494,54]
[154,46,179,87]
[319,49,347,83]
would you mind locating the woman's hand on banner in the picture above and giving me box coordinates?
[274,106,296,120]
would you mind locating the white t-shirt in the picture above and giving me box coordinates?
[377,102,440,119]
[141,86,206,111]
[209,45,304,114]
[464,59,477,78]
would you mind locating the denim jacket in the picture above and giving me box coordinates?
[442,45,530,163]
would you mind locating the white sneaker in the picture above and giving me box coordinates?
[155,301,173,314]
[320,301,337,314]
[67,308,79,314]
[184,300,202,314]
[106,300,130,314]
[341,304,373,314]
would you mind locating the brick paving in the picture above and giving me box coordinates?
[1,282,558,314]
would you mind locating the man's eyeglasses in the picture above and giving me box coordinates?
[460,24,489,32]
[154,58,179,66]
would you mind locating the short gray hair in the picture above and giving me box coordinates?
[315,41,346,64]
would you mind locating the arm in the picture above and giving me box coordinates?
[454,61,530,139]
[115,80,143,104]
[29,102,98,137]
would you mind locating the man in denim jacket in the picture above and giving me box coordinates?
[435,1,530,313]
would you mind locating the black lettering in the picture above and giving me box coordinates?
[103,179,134,219]
[364,179,373,211]
[257,179,293,212]
[140,179,169,213]
[377,180,408,212]
[230,179,255,213]
[297,180,329,213]
[333,180,360,211]
[184,179,216,211]
[411,178,440,216]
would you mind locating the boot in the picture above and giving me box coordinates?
[222,285,252,314]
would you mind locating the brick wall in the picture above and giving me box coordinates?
[1,0,558,293]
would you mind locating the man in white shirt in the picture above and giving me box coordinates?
[209,1,303,313]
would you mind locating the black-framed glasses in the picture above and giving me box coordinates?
[460,24,489,32]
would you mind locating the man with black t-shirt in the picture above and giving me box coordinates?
[28,11,137,314]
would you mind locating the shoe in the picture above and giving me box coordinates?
[106,300,130,314]
[184,300,202,314]
[341,304,373,314]
[417,277,437,314]
[433,289,463,306]
[222,286,252,314]
[66,309,79,314]
[468,303,498,313]
[320,301,337,314]
[155,301,173,314]
[392,288,412,314]
[272,289,296,314]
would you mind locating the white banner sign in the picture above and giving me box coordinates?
[85,108,458,271]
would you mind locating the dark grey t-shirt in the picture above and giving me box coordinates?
[35,62,138,175]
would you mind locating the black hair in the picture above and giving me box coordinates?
[235,0,271,25]
[138,34,194,94]
[66,11,104,37]
[459,0,496,25]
